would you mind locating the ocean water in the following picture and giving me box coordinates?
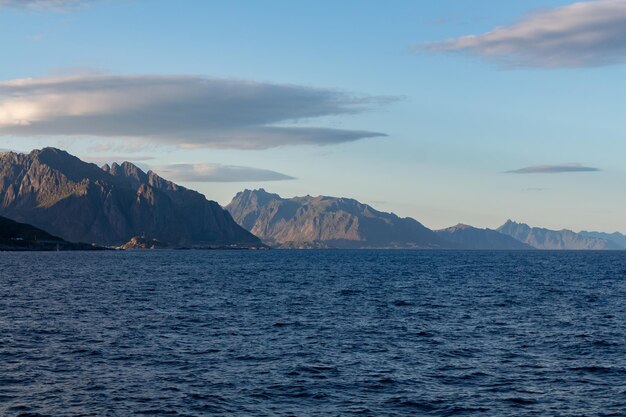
[1,250,625,416]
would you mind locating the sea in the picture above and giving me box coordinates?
[1,250,625,416]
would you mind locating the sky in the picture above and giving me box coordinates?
[1,0,625,232]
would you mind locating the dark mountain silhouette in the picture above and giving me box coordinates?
[0,215,100,251]
[226,189,445,249]
[436,224,533,250]
[0,148,260,247]
[497,220,620,250]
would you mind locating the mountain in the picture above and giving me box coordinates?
[497,220,621,250]
[226,189,445,249]
[0,215,100,251]
[0,148,260,247]
[579,231,626,249]
[435,224,533,250]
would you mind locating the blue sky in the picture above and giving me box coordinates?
[1,0,625,232]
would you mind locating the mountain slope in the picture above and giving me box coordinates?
[0,148,260,247]
[436,224,533,250]
[226,189,444,248]
[0,215,99,251]
[497,220,620,250]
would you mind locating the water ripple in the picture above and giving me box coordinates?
[1,250,625,416]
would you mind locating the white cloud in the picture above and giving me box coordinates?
[422,0,626,68]
[155,163,295,183]
[0,74,390,149]
[0,0,88,9]
[507,164,601,174]
[81,155,155,165]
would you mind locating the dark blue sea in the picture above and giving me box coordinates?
[1,250,625,416]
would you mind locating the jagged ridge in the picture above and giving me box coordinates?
[497,220,621,250]
[0,148,260,247]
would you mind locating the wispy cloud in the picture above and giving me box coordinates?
[81,155,156,165]
[155,163,295,183]
[507,164,601,174]
[422,0,626,68]
[0,0,89,10]
[0,74,391,149]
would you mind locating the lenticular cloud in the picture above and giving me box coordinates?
[423,0,626,68]
[0,74,390,150]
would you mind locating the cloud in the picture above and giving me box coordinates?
[0,0,88,9]
[81,155,156,165]
[0,74,390,149]
[507,164,601,174]
[154,163,295,183]
[368,200,389,206]
[422,0,626,68]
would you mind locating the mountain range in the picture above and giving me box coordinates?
[227,189,625,250]
[0,148,260,247]
[435,224,533,250]
[497,220,621,250]
[0,149,623,251]
[579,230,626,249]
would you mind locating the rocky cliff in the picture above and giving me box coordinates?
[118,236,169,250]
[0,148,260,247]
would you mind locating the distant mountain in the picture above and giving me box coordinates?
[0,215,99,251]
[226,189,445,249]
[0,148,260,247]
[497,220,621,250]
[579,231,626,249]
[436,224,533,250]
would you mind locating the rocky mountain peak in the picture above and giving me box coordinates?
[446,223,474,231]
[236,188,281,204]
[106,160,149,188]
[0,148,260,247]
